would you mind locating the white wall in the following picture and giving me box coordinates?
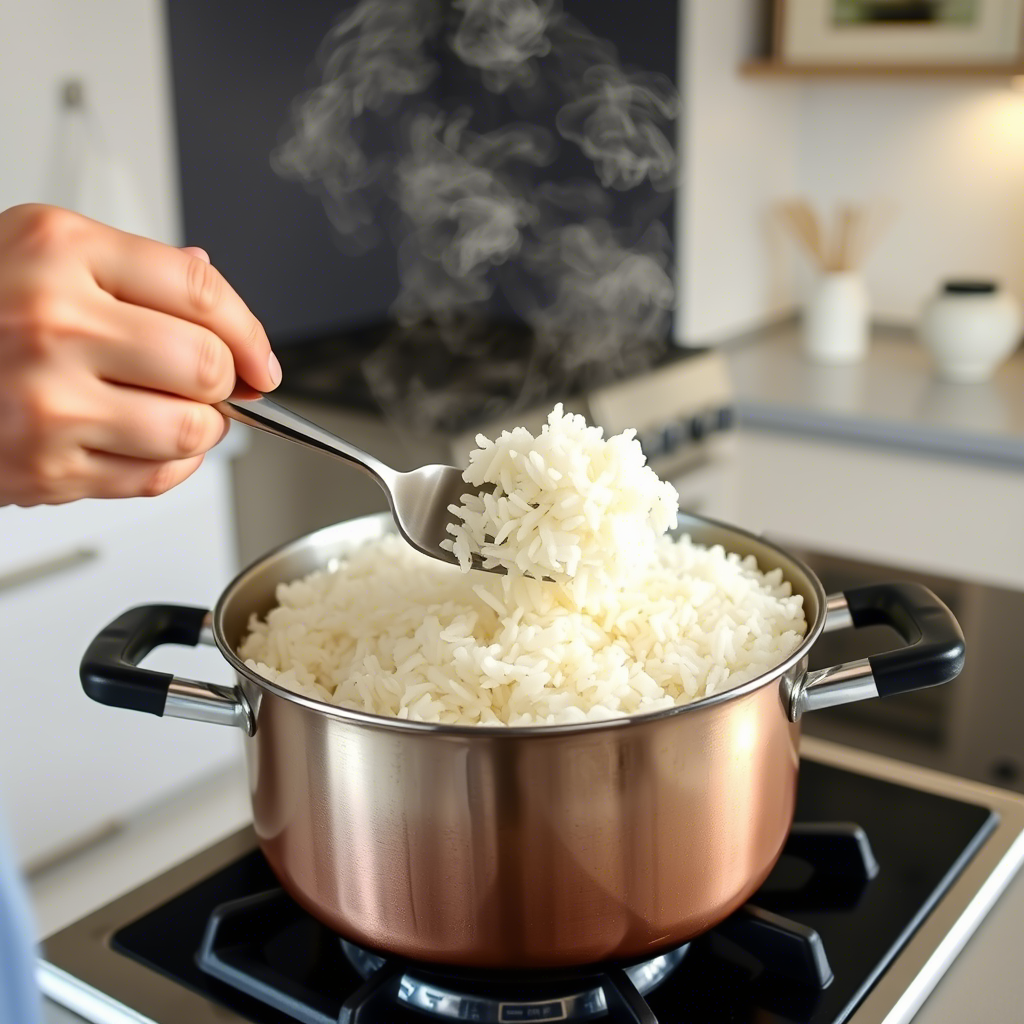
[798,80,1024,324]
[679,0,802,344]
[680,2,1024,341]
[0,0,181,244]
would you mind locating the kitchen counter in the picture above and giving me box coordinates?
[33,758,251,1023]
[724,321,1024,466]
[32,745,1024,1024]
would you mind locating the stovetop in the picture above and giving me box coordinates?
[39,739,1024,1024]
[272,319,707,434]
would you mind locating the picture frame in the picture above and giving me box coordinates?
[775,0,1024,65]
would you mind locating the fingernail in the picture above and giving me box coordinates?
[268,352,283,388]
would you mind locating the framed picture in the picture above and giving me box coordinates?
[776,0,1024,64]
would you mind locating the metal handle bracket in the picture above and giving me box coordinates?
[166,678,253,733]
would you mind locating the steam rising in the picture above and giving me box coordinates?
[555,66,678,191]
[272,0,440,249]
[394,111,554,326]
[451,0,555,93]
[272,0,679,426]
[527,220,674,370]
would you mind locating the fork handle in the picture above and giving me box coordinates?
[218,391,396,489]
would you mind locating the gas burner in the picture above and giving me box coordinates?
[191,821,877,1023]
[340,941,687,1022]
[194,886,690,1024]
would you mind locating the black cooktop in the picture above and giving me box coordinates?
[111,761,994,1024]
[273,319,705,433]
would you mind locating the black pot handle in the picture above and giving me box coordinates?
[844,583,965,696]
[789,582,965,720]
[81,604,210,715]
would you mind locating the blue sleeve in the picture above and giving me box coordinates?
[0,814,42,1024]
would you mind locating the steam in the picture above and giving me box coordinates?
[393,111,554,327]
[271,0,680,428]
[271,0,440,249]
[555,66,678,192]
[526,219,674,370]
[451,0,556,93]
[317,0,440,116]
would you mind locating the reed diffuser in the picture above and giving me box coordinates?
[777,200,890,365]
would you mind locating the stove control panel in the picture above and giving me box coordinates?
[637,405,735,463]
[451,349,736,479]
[588,349,735,478]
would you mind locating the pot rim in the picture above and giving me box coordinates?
[212,511,828,737]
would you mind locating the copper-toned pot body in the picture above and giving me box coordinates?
[243,675,801,967]
[213,512,822,968]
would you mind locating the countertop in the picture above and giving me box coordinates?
[725,321,1024,467]
[33,747,1024,1024]
[34,758,252,1023]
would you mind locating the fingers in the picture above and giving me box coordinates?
[0,208,244,507]
[79,382,227,462]
[87,229,281,393]
[85,452,206,499]
[90,300,236,403]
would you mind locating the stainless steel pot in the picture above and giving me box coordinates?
[81,512,964,969]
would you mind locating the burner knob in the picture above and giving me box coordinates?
[991,758,1020,786]
[662,419,689,453]
[638,427,666,459]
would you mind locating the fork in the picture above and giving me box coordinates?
[217,390,491,571]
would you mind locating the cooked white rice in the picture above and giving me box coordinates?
[441,404,679,600]
[240,406,806,726]
[238,532,808,727]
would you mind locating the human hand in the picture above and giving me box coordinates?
[0,204,281,506]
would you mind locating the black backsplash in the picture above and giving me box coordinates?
[166,1,680,345]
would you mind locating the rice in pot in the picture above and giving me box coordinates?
[238,406,807,726]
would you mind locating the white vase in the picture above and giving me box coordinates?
[919,282,1023,383]
[803,272,869,365]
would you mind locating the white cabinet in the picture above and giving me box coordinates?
[0,462,243,870]
[702,429,1024,591]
